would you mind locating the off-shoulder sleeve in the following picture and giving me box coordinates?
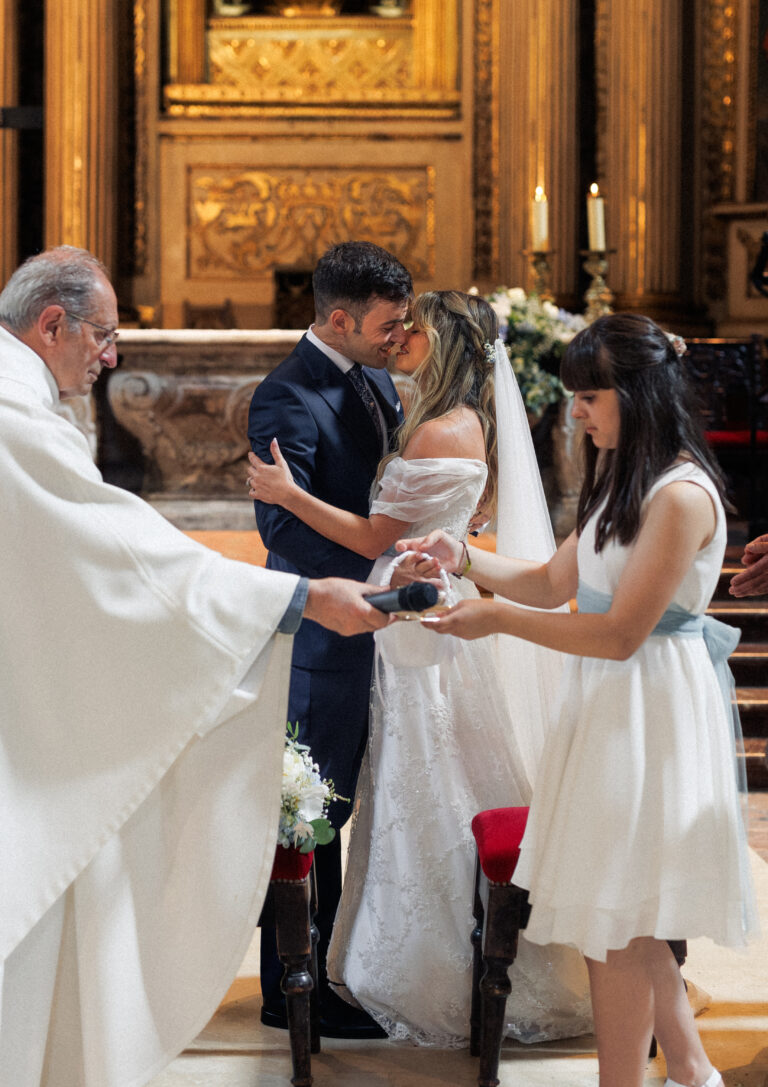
[370,457,487,522]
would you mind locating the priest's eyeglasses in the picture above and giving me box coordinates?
[63,310,120,348]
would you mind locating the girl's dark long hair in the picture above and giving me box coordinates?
[560,313,729,551]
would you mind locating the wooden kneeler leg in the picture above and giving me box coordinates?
[470,854,485,1057]
[273,878,315,1087]
[308,860,321,1055]
[476,878,531,1087]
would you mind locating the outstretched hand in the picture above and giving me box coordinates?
[247,439,295,506]
[396,530,464,574]
[729,533,768,597]
[304,578,391,636]
[421,598,504,640]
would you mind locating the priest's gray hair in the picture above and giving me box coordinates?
[0,246,109,333]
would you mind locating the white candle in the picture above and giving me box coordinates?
[530,186,549,251]
[587,183,606,251]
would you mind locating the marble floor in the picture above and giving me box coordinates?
[147,796,768,1087]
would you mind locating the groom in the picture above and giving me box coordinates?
[248,241,412,1037]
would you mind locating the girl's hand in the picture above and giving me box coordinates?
[423,598,504,640]
[247,439,296,505]
[396,530,464,573]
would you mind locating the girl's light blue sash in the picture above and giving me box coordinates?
[577,580,746,795]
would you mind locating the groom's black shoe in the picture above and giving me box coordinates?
[260,988,386,1040]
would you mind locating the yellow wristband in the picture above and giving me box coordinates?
[457,540,471,578]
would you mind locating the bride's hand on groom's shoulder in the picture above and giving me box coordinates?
[395,530,463,573]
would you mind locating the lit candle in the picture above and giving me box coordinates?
[530,186,549,251]
[587,183,606,251]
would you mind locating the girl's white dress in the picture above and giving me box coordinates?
[327,457,593,1047]
[514,461,760,961]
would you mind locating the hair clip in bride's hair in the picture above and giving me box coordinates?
[665,331,687,357]
[482,341,496,365]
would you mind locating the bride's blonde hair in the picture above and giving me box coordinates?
[376,290,499,514]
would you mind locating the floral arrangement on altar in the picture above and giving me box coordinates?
[278,723,345,853]
[480,287,588,419]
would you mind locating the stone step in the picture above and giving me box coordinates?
[744,738,768,790]
[729,645,768,686]
[735,688,768,738]
[707,601,768,643]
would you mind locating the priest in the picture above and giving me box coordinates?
[0,246,388,1087]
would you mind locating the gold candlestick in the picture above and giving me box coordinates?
[581,249,615,322]
[523,250,555,302]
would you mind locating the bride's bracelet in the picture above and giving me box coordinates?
[455,539,471,579]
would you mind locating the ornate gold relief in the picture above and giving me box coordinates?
[700,0,741,302]
[187,166,435,279]
[132,0,148,275]
[163,3,460,116]
[207,18,413,99]
[473,0,500,280]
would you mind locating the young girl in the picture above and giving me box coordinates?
[401,312,759,1085]
[247,290,592,1046]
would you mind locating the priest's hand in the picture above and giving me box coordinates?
[729,533,768,597]
[304,578,391,635]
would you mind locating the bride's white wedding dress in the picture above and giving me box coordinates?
[326,456,593,1047]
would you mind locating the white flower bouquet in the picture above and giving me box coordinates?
[483,287,587,418]
[278,723,346,854]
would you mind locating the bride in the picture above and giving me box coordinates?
[246,290,592,1046]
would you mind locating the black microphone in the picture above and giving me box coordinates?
[366,581,439,614]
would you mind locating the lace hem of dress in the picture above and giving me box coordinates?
[329,980,593,1048]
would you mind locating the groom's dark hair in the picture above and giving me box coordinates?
[313,241,412,326]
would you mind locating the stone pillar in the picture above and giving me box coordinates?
[0,0,18,283]
[44,0,118,269]
[496,0,581,298]
[594,0,684,313]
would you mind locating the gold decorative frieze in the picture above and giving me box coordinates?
[187,165,435,279]
[700,0,742,304]
[472,0,499,280]
[163,3,459,116]
[207,18,413,99]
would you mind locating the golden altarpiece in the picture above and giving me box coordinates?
[3,0,767,327]
[2,0,767,517]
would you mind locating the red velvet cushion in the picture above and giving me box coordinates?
[271,846,314,882]
[706,430,768,447]
[471,807,530,884]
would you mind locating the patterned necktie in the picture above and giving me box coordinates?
[346,363,385,450]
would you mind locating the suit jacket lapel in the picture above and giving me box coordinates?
[297,338,384,467]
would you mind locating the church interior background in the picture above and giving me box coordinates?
[3,0,768,517]
[2,4,768,1086]
[2,1,768,506]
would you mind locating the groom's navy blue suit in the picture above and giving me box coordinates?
[248,333,403,1024]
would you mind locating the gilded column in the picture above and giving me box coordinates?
[167,0,207,85]
[496,0,580,299]
[0,0,19,282]
[45,0,118,269]
[595,0,684,312]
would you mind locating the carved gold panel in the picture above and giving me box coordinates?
[187,165,435,279]
[207,18,413,98]
[164,2,459,116]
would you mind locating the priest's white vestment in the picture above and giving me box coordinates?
[0,326,299,1087]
